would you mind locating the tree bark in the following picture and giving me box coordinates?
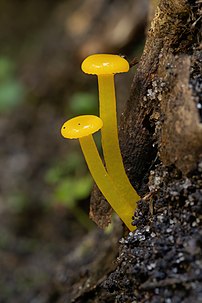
[120,0,202,189]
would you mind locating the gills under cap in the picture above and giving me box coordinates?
[81,54,129,75]
[61,115,103,139]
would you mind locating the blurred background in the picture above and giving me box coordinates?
[0,0,149,302]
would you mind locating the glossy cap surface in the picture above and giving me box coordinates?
[81,54,129,75]
[61,115,103,139]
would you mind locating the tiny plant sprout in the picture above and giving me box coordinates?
[81,54,140,209]
[61,115,135,231]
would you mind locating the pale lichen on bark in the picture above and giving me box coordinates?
[159,55,202,174]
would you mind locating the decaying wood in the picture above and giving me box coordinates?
[63,0,201,301]
[89,184,112,229]
[159,54,202,173]
[120,0,202,188]
[90,0,202,228]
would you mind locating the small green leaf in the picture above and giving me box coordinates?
[0,80,25,112]
[69,92,98,115]
[45,152,86,184]
[73,175,93,200]
[55,178,76,208]
[54,175,93,207]
[0,57,14,80]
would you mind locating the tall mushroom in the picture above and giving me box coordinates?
[61,115,135,231]
[81,54,140,208]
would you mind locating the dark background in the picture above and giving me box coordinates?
[0,1,148,302]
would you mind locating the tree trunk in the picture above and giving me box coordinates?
[51,1,202,302]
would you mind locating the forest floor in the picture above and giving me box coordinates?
[41,163,201,303]
[102,164,202,303]
[1,162,201,303]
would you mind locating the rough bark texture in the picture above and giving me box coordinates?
[120,0,202,191]
[51,0,202,302]
[90,0,202,226]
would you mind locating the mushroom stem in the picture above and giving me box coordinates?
[97,74,140,208]
[79,134,135,231]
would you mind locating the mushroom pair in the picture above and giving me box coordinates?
[61,54,140,231]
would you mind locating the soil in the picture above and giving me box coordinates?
[103,163,202,303]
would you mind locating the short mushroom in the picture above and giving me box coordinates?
[81,54,140,209]
[61,114,135,231]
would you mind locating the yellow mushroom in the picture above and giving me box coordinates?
[61,115,135,231]
[81,54,140,209]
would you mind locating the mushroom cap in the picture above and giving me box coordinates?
[61,115,103,139]
[81,54,129,75]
